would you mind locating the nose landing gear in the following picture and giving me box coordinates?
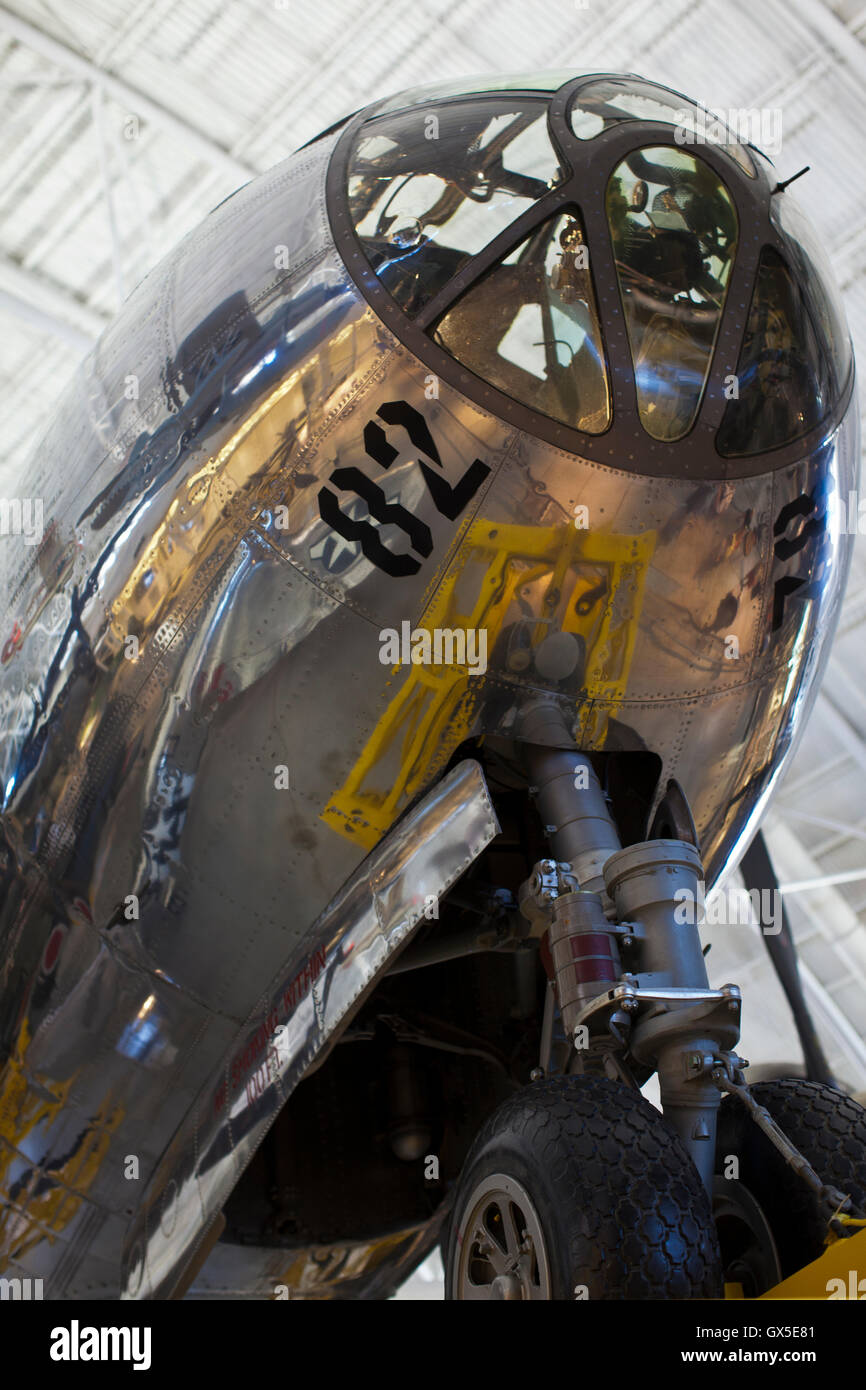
[445,702,866,1300]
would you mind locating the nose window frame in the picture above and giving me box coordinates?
[432,204,612,435]
[606,144,739,443]
[347,96,566,316]
[326,72,855,479]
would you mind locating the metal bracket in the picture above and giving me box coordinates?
[518,858,579,935]
[573,980,742,1032]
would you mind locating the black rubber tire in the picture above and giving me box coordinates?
[715,1078,866,1280]
[445,1074,723,1300]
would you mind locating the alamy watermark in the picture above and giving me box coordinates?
[0,497,43,546]
[673,102,783,157]
[0,1276,43,1299]
[49,1322,151,1370]
[831,491,866,536]
[379,621,487,676]
[674,881,782,935]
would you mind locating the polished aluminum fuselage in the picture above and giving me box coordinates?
[0,123,857,1298]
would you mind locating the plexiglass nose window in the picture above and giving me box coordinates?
[570,76,755,178]
[433,208,610,433]
[716,242,850,458]
[772,189,852,392]
[347,99,564,316]
[607,146,738,441]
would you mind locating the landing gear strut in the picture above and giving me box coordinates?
[446,699,866,1299]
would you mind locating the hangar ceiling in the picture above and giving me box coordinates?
[1,0,866,1095]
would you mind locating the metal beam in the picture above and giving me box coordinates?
[0,288,93,351]
[0,7,255,184]
[91,82,125,308]
[0,255,108,344]
[817,682,866,778]
[764,819,866,1088]
[799,960,866,1083]
[778,868,866,894]
[785,0,866,85]
[780,808,866,846]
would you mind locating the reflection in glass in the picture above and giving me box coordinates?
[771,191,852,394]
[374,72,576,117]
[607,146,738,440]
[433,208,610,433]
[569,76,755,177]
[348,99,564,315]
[717,245,847,457]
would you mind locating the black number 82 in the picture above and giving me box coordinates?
[317,400,490,578]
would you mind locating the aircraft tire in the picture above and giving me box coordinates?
[714,1078,866,1288]
[444,1074,723,1300]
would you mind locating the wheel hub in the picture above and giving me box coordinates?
[491,1273,523,1299]
[712,1176,782,1297]
[453,1172,552,1300]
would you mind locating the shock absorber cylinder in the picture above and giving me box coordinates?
[604,840,722,1193]
[520,698,732,1196]
[548,889,621,1038]
[522,700,621,893]
[603,840,708,988]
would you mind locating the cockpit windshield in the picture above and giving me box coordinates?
[606,145,738,440]
[339,81,852,466]
[347,98,564,315]
[433,207,611,433]
[569,76,756,178]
